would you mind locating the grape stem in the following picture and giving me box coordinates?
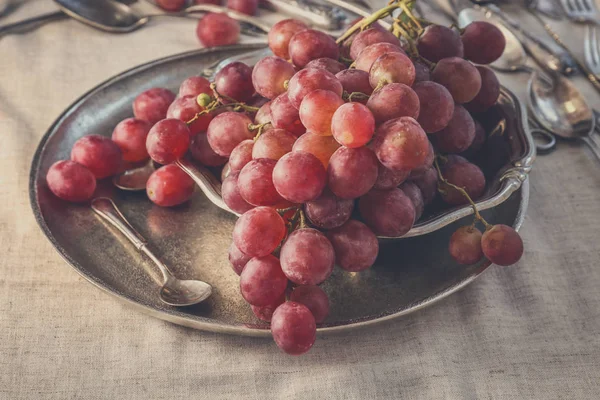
[399,1,423,34]
[277,206,299,216]
[335,3,402,44]
[210,82,260,112]
[249,122,271,140]
[434,158,492,229]
[344,91,370,102]
[298,209,308,229]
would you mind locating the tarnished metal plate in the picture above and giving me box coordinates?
[30,44,530,337]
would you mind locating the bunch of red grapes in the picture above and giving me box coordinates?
[46,6,525,355]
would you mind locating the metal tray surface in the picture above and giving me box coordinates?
[30,44,532,336]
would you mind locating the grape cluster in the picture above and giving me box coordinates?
[45,5,526,355]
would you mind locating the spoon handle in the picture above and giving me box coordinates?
[581,136,600,161]
[0,10,66,36]
[91,197,173,282]
[175,159,239,217]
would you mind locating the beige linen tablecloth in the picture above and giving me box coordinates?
[1,1,599,398]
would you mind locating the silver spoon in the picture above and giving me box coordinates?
[53,0,271,34]
[91,197,212,306]
[528,71,600,160]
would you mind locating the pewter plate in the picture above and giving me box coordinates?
[30,44,532,337]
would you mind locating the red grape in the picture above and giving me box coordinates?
[432,57,482,104]
[229,139,254,172]
[328,146,378,199]
[292,132,340,168]
[399,181,424,221]
[413,81,455,133]
[449,226,483,265]
[289,286,329,323]
[305,58,346,74]
[331,102,375,148]
[461,120,486,157]
[268,19,309,60]
[251,294,286,322]
[228,241,251,275]
[413,60,431,83]
[359,188,415,237]
[369,52,416,88]
[270,93,306,136]
[156,0,185,11]
[133,88,175,125]
[111,118,152,162]
[227,0,258,15]
[465,66,500,113]
[146,119,191,164]
[238,158,283,206]
[326,219,378,272]
[146,164,195,207]
[71,134,122,179]
[287,68,343,109]
[252,56,296,99]
[240,254,288,306]
[189,133,228,166]
[355,42,403,72]
[409,165,438,205]
[335,69,373,98]
[432,105,475,154]
[444,154,469,168]
[196,13,240,48]
[280,228,335,285]
[462,21,506,65]
[272,151,327,203]
[233,206,286,256]
[349,28,401,60]
[288,29,339,68]
[366,83,420,124]
[167,95,212,136]
[410,140,434,177]
[206,112,253,156]
[271,301,316,355]
[214,61,254,103]
[299,89,344,136]
[417,25,464,62]
[46,160,96,202]
[439,160,485,206]
[304,187,353,229]
[481,224,524,266]
[254,100,272,125]
[252,128,296,160]
[372,117,429,171]
[178,76,212,98]
[373,163,409,190]
[222,171,254,213]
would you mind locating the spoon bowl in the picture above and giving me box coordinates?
[160,278,212,306]
[528,71,600,159]
[53,0,271,34]
[91,197,213,307]
[54,0,146,32]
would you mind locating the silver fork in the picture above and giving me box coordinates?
[585,25,600,77]
[560,0,600,24]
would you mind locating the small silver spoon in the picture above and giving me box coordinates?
[113,158,238,216]
[528,71,600,160]
[91,197,212,306]
[53,0,271,34]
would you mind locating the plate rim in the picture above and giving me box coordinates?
[29,44,530,337]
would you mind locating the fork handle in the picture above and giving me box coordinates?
[0,10,66,35]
